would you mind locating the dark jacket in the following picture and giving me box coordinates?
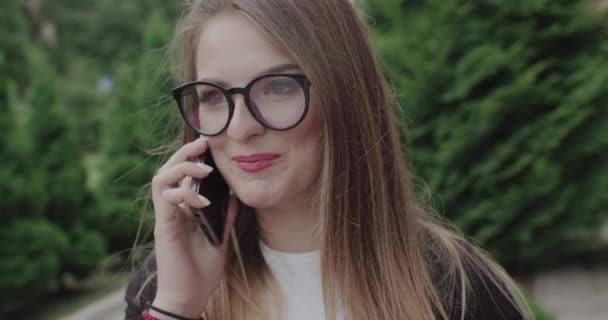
[124,245,524,320]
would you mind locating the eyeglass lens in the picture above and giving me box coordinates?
[180,75,306,135]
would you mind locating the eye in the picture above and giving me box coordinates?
[198,89,224,105]
[263,79,299,96]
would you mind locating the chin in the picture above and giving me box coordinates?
[232,185,278,209]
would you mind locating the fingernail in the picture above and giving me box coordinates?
[197,162,213,172]
[198,195,211,206]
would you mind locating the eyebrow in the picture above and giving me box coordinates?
[196,63,302,87]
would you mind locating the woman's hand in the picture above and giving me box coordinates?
[149,137,238,319]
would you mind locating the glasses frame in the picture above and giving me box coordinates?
[171,73,312,136]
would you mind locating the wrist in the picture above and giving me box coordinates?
[146,309,183,320]
[144,308,204,320]
[151,295,207,319]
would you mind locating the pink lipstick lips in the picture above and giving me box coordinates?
[232,153,280,173]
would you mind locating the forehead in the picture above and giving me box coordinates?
[195,10,294,87]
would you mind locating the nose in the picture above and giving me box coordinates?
[226,94,265,141]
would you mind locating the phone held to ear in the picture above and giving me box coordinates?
[189,153,231,246]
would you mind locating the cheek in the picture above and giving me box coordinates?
[207,138,229,171]
[296,91,322,138]
[286,99,323,177]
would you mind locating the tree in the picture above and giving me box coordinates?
[25,49,106,286]
[366,0,608,270]
[41,0,180,70]
[0,218,69,314]
[98,8,179,254]
[0,1,182,314]
[0,50,67,315]
[0,1,30,88]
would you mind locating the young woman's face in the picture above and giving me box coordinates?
[195,10,322,209]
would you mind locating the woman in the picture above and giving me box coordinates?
[125,0,533,319]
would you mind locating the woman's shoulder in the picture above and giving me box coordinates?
[455,241,525,320]
[124,250,158,320]
[424,231,527,320]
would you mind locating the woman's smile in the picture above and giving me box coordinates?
[232,153,281,173]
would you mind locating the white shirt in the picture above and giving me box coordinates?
[260,240,346,320]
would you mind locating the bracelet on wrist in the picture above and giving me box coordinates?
[142,306,204,320]
[142,309,159,320]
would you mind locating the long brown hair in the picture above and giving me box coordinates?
[136,0,534,319]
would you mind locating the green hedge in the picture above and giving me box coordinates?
[366,0,608,270]
[0,2,105,314]
[97,8,176,253]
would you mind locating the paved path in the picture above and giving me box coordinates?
[532,267,608,320]
[64,286,126,320]
[531,226,608,319]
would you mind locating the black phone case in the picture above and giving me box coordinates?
[190,153,230,246]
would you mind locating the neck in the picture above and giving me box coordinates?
[255,197,320,253]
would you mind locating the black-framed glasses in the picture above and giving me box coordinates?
[171,73,312,136]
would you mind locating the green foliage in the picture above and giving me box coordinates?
[38,0,181,151]
[0,5,42,224]
[97,8,178,253]
[0,30,106,315]
[25,50,106,281]
[41,0,180,70]
[62,221,107,278]
[0,1,180,316]
[0,1,30,87]
[367,0,608,270]
[0,219,69,312]
[55,57,108,152]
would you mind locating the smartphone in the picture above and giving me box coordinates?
[189,152,230,246]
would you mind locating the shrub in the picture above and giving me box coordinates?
[367,0,608,270]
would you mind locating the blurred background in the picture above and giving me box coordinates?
[0,0,606,319]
